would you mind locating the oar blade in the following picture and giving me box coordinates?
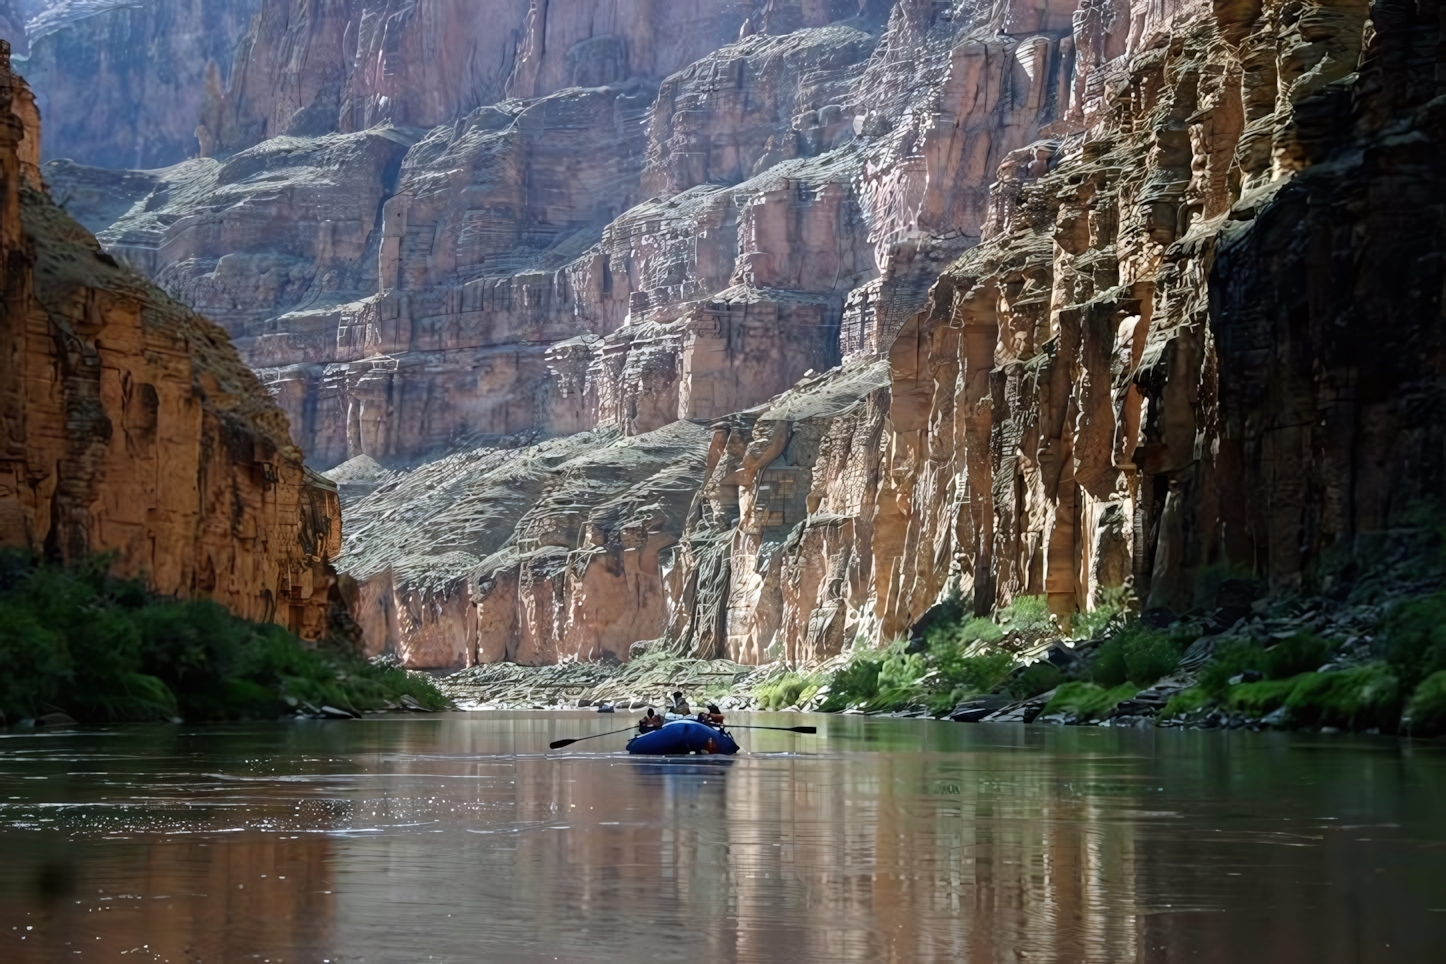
[790,726,817,734]
[548,738,578,749]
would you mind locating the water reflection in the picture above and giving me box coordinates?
[0,715,1442,962]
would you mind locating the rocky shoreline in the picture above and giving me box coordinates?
[437,560,1446,738]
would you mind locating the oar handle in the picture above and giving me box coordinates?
[549,724,640,749]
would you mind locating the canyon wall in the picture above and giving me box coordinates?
[13,0,264,168]
[663,0,1446,661]
[48,0,1446,666]
[0,43,342,639]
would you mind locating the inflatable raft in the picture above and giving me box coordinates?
[626,720,739,756]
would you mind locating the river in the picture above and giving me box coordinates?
[1,712,1443,963]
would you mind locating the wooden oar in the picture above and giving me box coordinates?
[724,724,817,734]
[549,725,640,750]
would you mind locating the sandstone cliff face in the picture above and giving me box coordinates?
[198,1,884,157]
[14,0,263,167]
[0,44,341,639]
[660,0,1446,663]
[52,0,1446,666]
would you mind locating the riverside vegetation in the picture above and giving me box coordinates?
[439,537,1446,739]
[0,551,447,727]
[10,547,1446,737]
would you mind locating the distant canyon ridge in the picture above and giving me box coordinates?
[8,0,1444,669]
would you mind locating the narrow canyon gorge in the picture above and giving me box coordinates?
[8,0,1442,669]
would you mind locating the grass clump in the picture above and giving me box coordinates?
[0,551,446,725]
[1161,687,1211,718]
[1403,670,1446,736]
[1199,633,1333,696]
[1386,591,1446,690]
[1224,677,1301,716]
[1042,681,1138,722]
[1284,664,1401,730]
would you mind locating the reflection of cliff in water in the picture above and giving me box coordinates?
[3,718,1443,962]
[323,727,1150,962]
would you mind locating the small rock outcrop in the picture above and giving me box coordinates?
[0,44,341,639]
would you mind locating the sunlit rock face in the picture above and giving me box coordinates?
[0,45,342,640]
[50,0,1446,666]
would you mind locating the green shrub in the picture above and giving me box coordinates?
[816,650,885,712]
[1073,603,1120,641]
[958,617,1006,646]
[755,671,823,710]
[920,613,1004,655]
[1261,632,1332,679]
[1285,664,1401,730]
[1404,670,1446,735]
[1008,660,1065,700]
[1199,639,1265,696]
[1123,628,1183,686]
[997,596,1053,636]
[1090,625,1182,688]
[1090,635,1129,688]
[933,646,1012,692]
[0,550,447,724]
[1386,591,1446,690]
[921,648,1018,716]
[1042,681,1138,721]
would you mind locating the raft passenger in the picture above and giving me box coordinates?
[638,708,663,733]
[699,703,725,727]
[670,691,691,717]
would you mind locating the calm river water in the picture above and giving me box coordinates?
[1,712,1444,963]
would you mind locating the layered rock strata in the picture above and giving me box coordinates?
[661,0,1446,660]
[60,0,1074,474]
[13,0,263,168]
[50,0,1446,666]
[332,423,708,667]
[0,45,341,639]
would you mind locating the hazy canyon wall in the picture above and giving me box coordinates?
[0,41,341,639]
[30,0,1446,667]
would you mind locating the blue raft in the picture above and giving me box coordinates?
[626,720,739,756]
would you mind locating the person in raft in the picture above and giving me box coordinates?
[669,691,691,716]
[638,708,664,733]
[698,703,725,727]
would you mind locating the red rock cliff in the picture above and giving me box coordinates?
[0,43,342,639]
[38,0,1446,667]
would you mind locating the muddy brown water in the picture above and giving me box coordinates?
[1,712,1444,963]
